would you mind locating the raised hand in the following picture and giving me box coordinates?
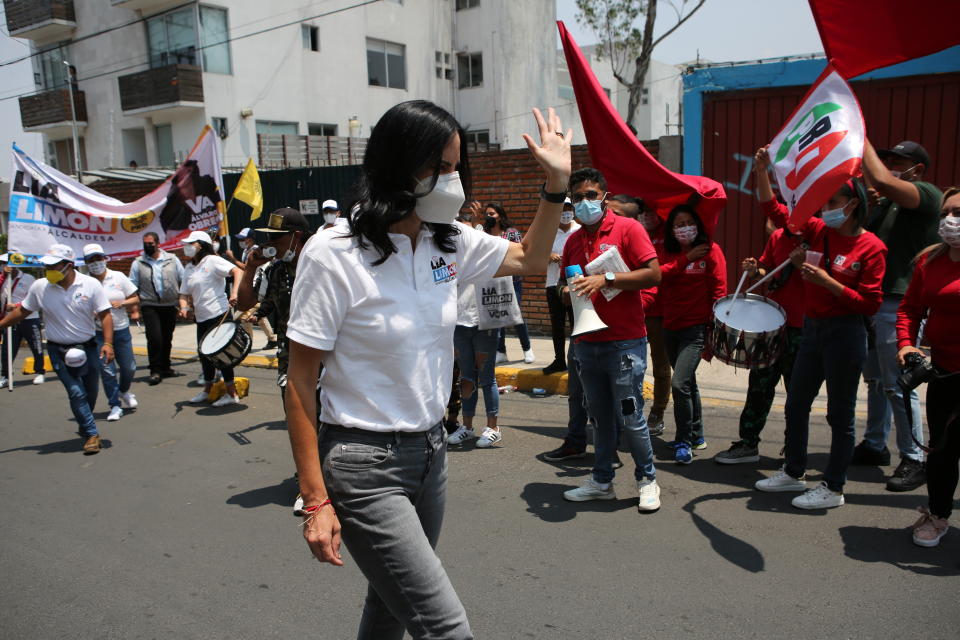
[521,107,572,193]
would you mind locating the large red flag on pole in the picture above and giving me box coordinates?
[557,21,726,233]
[808,0,960,78]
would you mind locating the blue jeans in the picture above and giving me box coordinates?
[497,278,532,353]
[47,339,100,436]
[664,324,706,445]
[565,341,590,450]
[96,327,136,408]
[784,316,867,492]
[320,423,471,640]
[862,296,924,461]
[575,338,656,483]
[453,325,499,418]
[1,317,44,377]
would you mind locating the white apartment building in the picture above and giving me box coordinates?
[6,0,677,173]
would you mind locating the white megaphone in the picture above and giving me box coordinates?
[565,265,609,337]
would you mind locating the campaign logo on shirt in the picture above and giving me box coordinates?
[685,261,707,274]
[833,255,847,267]
[430,256,457,284]
[73,292,89,303]
[599,243,617,254]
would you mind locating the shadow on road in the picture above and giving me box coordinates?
[520,481,635,523]
[0,437,113,455]
[839,525,960,576]
[226,475,298,509]
[226,420,286,445]
[683,491,766,573]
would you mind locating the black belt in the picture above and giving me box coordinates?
[48,338,96,349]
[321,422,442,438]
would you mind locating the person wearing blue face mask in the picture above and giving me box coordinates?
[757,179,887,509]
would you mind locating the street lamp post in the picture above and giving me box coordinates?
[63,60,82,179]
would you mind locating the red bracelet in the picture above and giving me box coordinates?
[301,499,332,515]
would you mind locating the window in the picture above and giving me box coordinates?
[146,5,231,74]
[256,120,299,136]
[155,124,174,166]
[211,116,228,138]
[464,129,489,147]
[641,87,649,105]
[435,50,452,80]
[457,52,482,89]
[308,123,337,136]
[366,38,405,89]
[456,0,480,9]
[34,43,69,90]
[302,24,319,52]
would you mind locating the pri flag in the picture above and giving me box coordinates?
[7,126,225,263]
[769,63,864,233]
[808,0,960,78]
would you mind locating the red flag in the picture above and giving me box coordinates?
[809,0,960,78]
[557,21,726,234]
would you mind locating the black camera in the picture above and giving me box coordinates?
[897,352,935,392]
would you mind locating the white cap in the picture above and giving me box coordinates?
[563,196,572,205]
[182,230,213,245]
[64,347,87,368]
[322,199,339,210]
[236,227,252,239]
[82,243,107,260]
[40,243,76,265]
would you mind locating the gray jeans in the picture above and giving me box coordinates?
[320,422,472,640]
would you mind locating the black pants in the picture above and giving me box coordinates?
[926,373,960,519]
[142,305,177,375]
[545,286,573,365]
[196,316,235,384]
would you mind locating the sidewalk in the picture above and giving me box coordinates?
[121,322,909,415]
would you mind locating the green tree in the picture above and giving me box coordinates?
[575,0,706,132]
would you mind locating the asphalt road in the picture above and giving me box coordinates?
[1,360,957,639]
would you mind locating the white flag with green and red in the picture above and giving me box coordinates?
[769,63,865,233]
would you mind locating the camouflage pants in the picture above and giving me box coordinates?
[737,327,803,446]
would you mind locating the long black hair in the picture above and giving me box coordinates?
[484,202,511,230]
[349,100,469,265]
[663,204,709,254]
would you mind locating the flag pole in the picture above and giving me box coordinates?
[4,275,13,392]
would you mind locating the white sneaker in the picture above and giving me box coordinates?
[792,482,844,509]
[447,425,476,445]
[293,494,305,516]
[755,466,807,492]
[0,376,8,387]
[211,393,240,407]
[189,391,209,403]
[564,478,615,502]
[495,352,508,364]
[637,478,661,512]
[107,406,123,421]
[32,374,44,385]
[120,392,138,409]
[196,373,207,385]
[522,349,535,364]
[476,427,502,448]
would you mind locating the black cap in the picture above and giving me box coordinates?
[254,207,310,234]
[877,141,931,168]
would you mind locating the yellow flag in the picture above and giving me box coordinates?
[233,158,263,220]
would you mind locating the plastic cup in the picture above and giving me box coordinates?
[805,250,823,266]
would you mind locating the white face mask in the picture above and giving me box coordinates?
[414,171,465,224]
[87,260,107,275]
[673,225,698,243]
[183,243,198,257]
[560,210,575,224]
[212,240,220,253]
[323,212,338,225]
[890,164,918,180]
[939,216,960,248]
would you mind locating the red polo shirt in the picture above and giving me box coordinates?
[561,212,657,343]
[659,243,728,330]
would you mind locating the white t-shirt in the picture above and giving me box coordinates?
[179,255,235,322]
[456,282,479,327]
[2,272,39,319]
[288,224,509,431]
[94,269,138,331]
[546,222,581,287]
[21,272,111,344]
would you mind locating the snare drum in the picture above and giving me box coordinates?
[200,321,252,370]
[711,294,786,369]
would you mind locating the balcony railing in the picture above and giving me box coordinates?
[110,0,184,13]
[3,0,76,42]
[19,88,86,131]
[118,64,203,114]
[257,134,367,168]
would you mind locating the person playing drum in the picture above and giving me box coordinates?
[178,230,245,407]
[756,178,886,509]
[715,147,807,465]
[659,204,728,464]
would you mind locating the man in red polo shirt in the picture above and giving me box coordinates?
[559,167,663,512]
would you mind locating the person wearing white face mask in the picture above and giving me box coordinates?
[83,244,140,421]
[850,140,943,491]
[895,186,960,546]
[542,197,580,374]
[0,252,45,387]
[284,100,571,639]
[757,179,887,509]
[321,199,342,229]
[178,230,245,406]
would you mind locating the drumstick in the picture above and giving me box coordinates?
[726,271,749,316]
[745,258,792,294]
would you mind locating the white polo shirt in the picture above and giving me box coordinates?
[546,222,580,287]
[288,224,509,432]
[2,272,39,319]
[94,269,138,331]
[179,254,235,322]
[21,272,111,345]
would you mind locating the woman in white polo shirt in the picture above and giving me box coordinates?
[285,101,571,639]
[177,230,244,407]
